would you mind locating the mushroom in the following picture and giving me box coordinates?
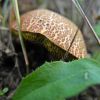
[11,9,87,60]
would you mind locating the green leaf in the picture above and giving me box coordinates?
[2,87,8,94]
[0,87,8,96]
[0,90,4,96]
[93,51,100,63]
[94,23,100,37]
[13,58,100,100]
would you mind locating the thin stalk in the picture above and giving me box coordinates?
[11,0,29,74]
[72,0,100,45]
[0,15,3,21]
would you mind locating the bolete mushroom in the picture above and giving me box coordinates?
[11,9,87,60]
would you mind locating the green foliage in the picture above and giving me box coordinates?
[94,23,100,37]
[37,0,44,5]
[0,87,8,96]
[93,51,100,63]
[13,58,100,100]
[1,0,9,26]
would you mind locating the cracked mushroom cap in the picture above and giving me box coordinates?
[11,9,87,58]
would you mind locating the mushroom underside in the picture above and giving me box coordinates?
[12,30,77,61]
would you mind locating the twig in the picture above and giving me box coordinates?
[61,26,79,61]
[11,0,29,74]
[0,15,3,22]
[72,0,100,45]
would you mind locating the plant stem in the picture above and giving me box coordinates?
[72,0,100,45]
[11,0,29,74]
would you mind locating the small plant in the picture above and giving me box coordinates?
[0,87,8,96]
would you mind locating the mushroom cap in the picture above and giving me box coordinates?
[11,9,87,58]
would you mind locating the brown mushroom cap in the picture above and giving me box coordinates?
[11,9,87,58]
